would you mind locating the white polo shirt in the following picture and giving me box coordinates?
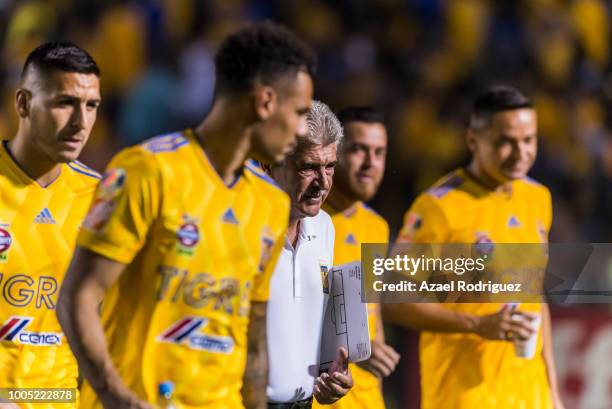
[266,210,335,403]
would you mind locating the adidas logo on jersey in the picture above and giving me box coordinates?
[34,208,56,224]
[345,233,358,245]
[508,215,521,227]
[222,208,239,224]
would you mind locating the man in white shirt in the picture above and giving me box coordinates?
[267,100,353,408]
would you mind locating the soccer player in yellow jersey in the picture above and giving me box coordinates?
[57,23,315,409]
[0,42,101,409]
[384,85,564,409]
[317,107,400,409]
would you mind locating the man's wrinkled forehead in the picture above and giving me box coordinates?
[294,143,337,165]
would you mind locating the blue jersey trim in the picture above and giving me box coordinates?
[72,160,100,175]
[144,132,189,153]
[244,161,282,190]
[67,162,101,179]
[428,174,464,198]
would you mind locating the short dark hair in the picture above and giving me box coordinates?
[469,85,533,131]
[214,22,316,95]
[337,106,385,128]
[21,41,100,79]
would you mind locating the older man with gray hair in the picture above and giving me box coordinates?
[266,100,352,409]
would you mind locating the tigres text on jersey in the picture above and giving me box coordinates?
[77,130,290,409]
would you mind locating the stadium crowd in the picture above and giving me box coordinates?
[1,0,612,242]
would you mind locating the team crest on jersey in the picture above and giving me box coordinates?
[0,316,63,346]
[158,317,234,354]
[82,168,126,233]
[320,262,330,294]
[0,225,12,263]
[176,215,200,256]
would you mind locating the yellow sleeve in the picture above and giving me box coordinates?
[371,215,390,259]
[365,213,388,340]
[381,219,390,243]
[397,193,449,244]
[251,230,286,302]
[77,146,162,264]
[371,214,390,243]
[542,187,553,234]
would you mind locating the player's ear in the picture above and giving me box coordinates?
[253,85,278,121]
[268,161,289,189]
[466,129,477,154]
[15,88,31,118]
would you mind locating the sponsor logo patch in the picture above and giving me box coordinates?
[0,316,63,346]
[158,317,234,354]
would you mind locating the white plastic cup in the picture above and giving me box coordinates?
[513,314,541,359]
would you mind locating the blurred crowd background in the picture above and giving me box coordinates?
[2,0,612,240]
[1,1,611,408]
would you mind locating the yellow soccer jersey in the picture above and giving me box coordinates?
[0,141,100,409]
[316,201,388,409]
[77,130,289,409]
[397,168,553,409]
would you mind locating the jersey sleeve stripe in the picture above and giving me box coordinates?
[73,160,101,174]
[244,161,282,190]
[143,132,189,153]
[427,173,464,198]
[67,163,102,179]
